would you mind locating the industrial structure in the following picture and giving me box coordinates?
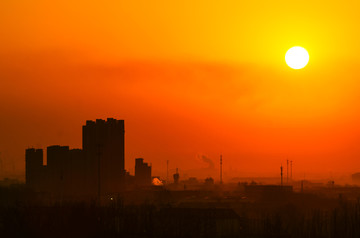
[173,168,179,184]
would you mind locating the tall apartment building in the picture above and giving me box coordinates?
[82,118,125,196]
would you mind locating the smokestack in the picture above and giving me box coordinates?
[220,154,223,185]
[290,160,293,180]
[280,164,283,186]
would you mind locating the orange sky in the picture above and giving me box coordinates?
[1,1,360,181]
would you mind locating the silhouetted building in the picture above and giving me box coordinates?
[25,148,44,190]
[204,177,215,190]
[83,118,125,197]
[185,177,199,185]
[25,118,126,200]
[204,177,214,186]
[124,171,135,186]
[135,158,151,186]
[25,145,84,198]
[45,145,84,198]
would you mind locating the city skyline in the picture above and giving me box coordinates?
[2,114,360,182]
[2,1,360,237]
[2,1,360,181]
[21,117,360,186]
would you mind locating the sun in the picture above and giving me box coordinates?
[285,46,309,69]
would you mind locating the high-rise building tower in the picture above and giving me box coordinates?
[46,145,84,197]
[25,148,44,189]
[82,118,125,196]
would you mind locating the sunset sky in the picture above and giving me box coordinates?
[1,1,360,181]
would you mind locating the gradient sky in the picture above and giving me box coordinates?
[1,1,360,181]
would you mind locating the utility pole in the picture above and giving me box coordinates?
[220,154,223,185]
[280,164,283,186]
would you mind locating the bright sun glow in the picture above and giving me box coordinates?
[285,46,309,69]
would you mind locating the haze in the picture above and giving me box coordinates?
[1,0,360,181]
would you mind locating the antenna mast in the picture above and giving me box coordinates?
[220,154,223,184]
[280,164,283,186]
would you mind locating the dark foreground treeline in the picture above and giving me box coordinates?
[244,200,360,238]
[1,204,243,238]
[1,186,360,238]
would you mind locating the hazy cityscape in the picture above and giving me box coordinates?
[2,1,360,237]
[1,118,360,237]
